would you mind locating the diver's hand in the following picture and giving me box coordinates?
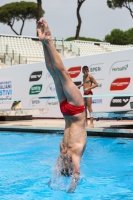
[67,180,77,193]
[67,187,75,193]
[84,87,91,92]
[67,174,79,193]
[37,19,52,43]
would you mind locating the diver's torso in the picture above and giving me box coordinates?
[62,111,87,155]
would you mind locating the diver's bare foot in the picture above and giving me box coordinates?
[37,19,52,43]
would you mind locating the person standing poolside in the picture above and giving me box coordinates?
[37,19,87,193]
[78,66,98,128]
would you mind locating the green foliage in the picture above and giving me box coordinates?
[0,1,45,35]
[104,28,133,44]
[107,0,133,18]
[125,28,133,44]
[65,37,102,42]
[107,0,126,9]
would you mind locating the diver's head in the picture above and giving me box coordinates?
[60,153,73,177]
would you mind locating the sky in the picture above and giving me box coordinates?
[0,0,133,40]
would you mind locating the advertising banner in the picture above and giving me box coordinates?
[0,79,13,110]
[0,49,133,118]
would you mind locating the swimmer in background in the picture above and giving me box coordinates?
[78,66,98,128]
[37,19,87,193]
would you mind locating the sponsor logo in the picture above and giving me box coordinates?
[48,101,58,105]
[98,83,102,88]
[109,60,129,74]
[0,90,12,96]
[45,99,59,107]
[29,84,43,95]
[29,98,49,113]
[92,99,102,104]
[46,83,56,93]
[29,71,42,82]
[32,99,40,105]
[0,96,12,101]
[95,79,104,88]
[110,78,130,91]
[93,83,102,89]
[90,67,101,73]
[68,66,81,78]
[29,97,42,107]
[74,81,82,86]
[49,85,55,92]
[110,96,130,107]
[0,80,12,102]
[112,64,128,72]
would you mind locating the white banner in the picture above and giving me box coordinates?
[0,49,133,117]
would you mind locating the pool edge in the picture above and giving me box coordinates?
[0,125,133,138]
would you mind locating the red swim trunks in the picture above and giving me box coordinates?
[60,99,85,116]
[84,90,93,95]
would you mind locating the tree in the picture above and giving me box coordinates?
[125,28,133,43]
[37,0,42,22]
[104,28,133,44]
[66,36,102,42]
[75,0,86,40]
[0,1,45,35]
[105,29,127,44]
[107,0,133,18]
[37,0,42,36]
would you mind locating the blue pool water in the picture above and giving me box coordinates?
[0,132,133,200]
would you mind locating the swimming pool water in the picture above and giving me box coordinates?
[0,132,133,200]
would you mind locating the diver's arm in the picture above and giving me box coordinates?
[67,154,80,193]
[67,171,80,193]
[89,75,98,90]
[77,77,84,89]
[55,154,63,175]
[91,78,98,89]
[56,141,66,174]
[77,83,83,89]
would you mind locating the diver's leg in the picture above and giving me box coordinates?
[37,19,84,106]
[43,44,66,103]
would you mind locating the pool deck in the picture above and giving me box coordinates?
[0,118,133,138]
